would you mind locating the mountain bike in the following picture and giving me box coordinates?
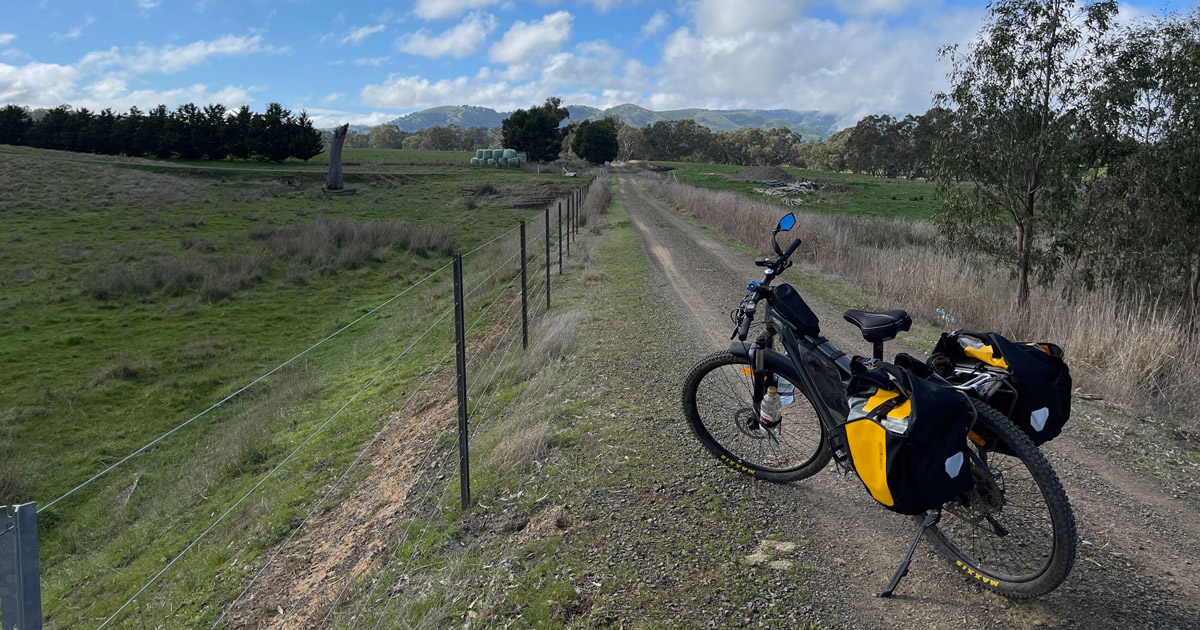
[681,213,1076,598]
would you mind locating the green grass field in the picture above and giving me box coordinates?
[0,144,585,628]
[0,145,484,171]
[647,160,941,221]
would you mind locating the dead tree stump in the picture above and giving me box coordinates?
[324,123,355,194]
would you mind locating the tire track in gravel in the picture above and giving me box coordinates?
[616,171,1200,630]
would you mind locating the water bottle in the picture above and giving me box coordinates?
[759,386,782,430]
[777,378,796,405]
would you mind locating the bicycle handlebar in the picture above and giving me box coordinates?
[732,234,802,341]
[783,237,801,260]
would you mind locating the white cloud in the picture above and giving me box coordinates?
[0,33,15,47]
[80,34,287,75]
[302,108,404,128]
[641,10,669,36]
[582,0,634,13]
[489,11,573,64]
[397,11,498,59]
[834,0,916,15]
[321,92,344,105]
[137,0,162,9]
[413,0,503,20]
[340,24,386,45]
[354,56,390,67]
[54,17,95,42]
[361,39,646,113]
[362,74,515,109]
[0,61,79,107]
[654,6,983,124]
[82,82,257,112]
[690,0,801,36]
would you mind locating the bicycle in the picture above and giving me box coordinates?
[681,212,1076,598]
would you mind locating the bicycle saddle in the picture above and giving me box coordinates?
[843,309,912,343]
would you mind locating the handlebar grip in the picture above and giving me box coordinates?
[783,238,802,258]
[738,314,752,340]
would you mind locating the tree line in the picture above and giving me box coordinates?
[328,124,502,152]
[0,102,324,162]
[796,109,948,179]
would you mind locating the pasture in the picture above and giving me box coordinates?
[0,144,586,627]
[648,160,941,221]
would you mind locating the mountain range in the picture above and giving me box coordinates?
[382,104,840,139]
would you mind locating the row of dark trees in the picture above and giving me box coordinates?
[0,102,324,162]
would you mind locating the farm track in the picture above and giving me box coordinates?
[613,171,1200,629]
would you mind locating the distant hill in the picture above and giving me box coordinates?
[378,104,840,139]
[389,105,508,132]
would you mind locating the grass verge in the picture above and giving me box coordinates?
[330,176,824,629]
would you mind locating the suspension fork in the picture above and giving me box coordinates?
[749,328,777,412]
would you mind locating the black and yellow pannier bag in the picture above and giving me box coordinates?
[932,331,1072,447]
[840,361,973,515]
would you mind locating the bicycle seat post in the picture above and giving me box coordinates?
[873,341,884,362]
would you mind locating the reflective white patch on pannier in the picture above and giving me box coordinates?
[1031,407,1049,432]
[945,451,964,478]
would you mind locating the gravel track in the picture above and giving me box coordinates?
[612,171,1200,630]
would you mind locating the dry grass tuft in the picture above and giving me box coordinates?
[92,352,157,387]
[642,174,1200,432]
[487,420,552,473]
[522,311,583,377]
[576,174,611,229]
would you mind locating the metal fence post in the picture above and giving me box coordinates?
[544,206,551,309]
[519,221,528,349]
[452,256,470,509]
[557,201,563,275]
[566,196,571,257]
[0,503,42,630]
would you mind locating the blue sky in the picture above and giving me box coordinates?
[1,0,1194,128]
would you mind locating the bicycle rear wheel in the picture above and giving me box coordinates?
[681,350,830,482]
[926,399,1076,598]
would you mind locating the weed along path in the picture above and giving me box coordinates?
[609,171,1200,629]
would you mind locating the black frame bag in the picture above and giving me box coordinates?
[839,360,974,515]
[932,331,1071,447]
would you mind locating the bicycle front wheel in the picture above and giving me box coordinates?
[681,350,831,482]
[926,399,1076,598]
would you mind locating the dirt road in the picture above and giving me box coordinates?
[615,171,1200,629]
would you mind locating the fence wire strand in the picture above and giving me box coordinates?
[363,305,530,630]
[95,305,455,630]
[39,261,454,516]
[208,343,457,629]
[320,271,527,626]
[341,292,529,627]
[47,196,584,629]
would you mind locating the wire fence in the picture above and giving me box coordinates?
[1,174,606,630]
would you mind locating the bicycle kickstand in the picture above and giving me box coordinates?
[878,508,941,598]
